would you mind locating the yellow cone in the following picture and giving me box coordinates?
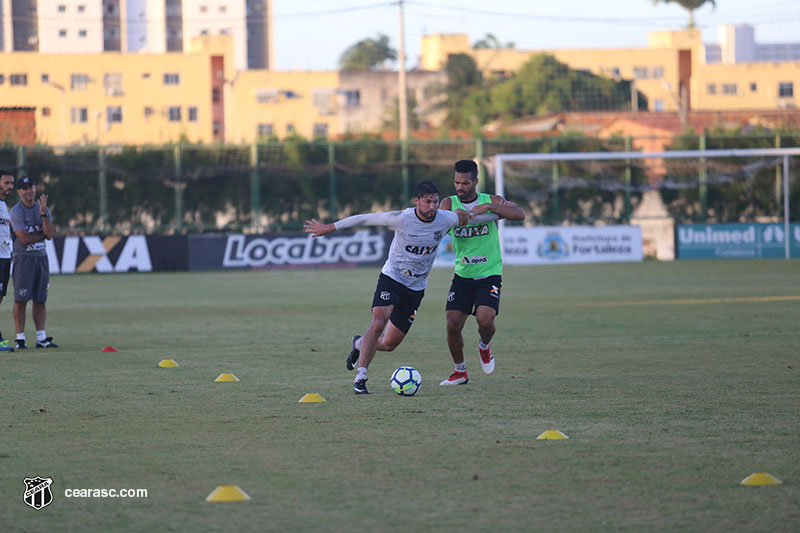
[537,429,569,440]
[298,393,326,403]
[741,473,782,486]
[215,373,239,382]
[205,485,251,502]
[158,359,179,368]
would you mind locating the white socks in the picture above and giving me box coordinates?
[355,367,367,382]
[455,362,466,373]
[479,340,490,350]
[16,332,25,341]
[355,337,363,351]
[37,330,47,342]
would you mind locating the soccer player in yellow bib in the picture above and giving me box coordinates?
[439,160,524,385]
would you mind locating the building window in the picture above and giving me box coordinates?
[633,66,648,79]
[651,66,664,79]
[107,106,123,123]
[188,107,198,121]
[168,106,181,121]
[71,107,88,123]
[42,107,51,117]
[212,88,221,103]
[213,121,221,135]
[707,83,717,95]
[59,29,67,38]
[257,123,273,138]
[58,4,66,12]
[778,82,794,98]
[653,99,664,112]
[722,83,737,95]
[79,30,87,38]
[78,5,85,12]
[0,75,5,84]
[144,106,154,117]
[219,5,227,12]
[142,73,151,79]
[104,73,124,96]
[200,5,208,12]
[10,74,27,86]
[342,90,360,107]
[313,123,329,139]
[41,74,49,83]
[220,28,229,35]
[106,3,116,15]
[286,123,295,135]
[750,82,757,92]
[163,73,180,85]
[200,29,208,35]
[256,89,279,103]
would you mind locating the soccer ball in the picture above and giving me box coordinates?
[390,366,422,396]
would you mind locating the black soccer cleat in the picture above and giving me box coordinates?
[36,337,58,348]
[353,378,369,395]
[15,339,27,350]
[346,334,361,371]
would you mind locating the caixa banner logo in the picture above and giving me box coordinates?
[222,230,386,268]
[45,235,153,274]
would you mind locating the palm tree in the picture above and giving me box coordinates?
[653,0,716,29]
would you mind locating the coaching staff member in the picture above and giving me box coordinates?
[10,176,57,349]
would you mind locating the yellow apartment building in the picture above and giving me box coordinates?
[0,35,236,145]
[227,70,340,143]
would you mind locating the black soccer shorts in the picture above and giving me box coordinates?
[0,258,10,298]
[445,274,502,316]
[12,254,50,303]
[371,273,425,334]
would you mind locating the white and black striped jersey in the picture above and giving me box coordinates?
[334,208,459,291]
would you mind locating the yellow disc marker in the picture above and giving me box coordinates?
[215,373,240,382]
[740,473,782,486]
[536,429,569,440]
[298,393,326,403]
[158,359,179,368]
[205,485,251,502]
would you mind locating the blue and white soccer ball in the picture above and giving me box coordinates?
[390,366,422,396]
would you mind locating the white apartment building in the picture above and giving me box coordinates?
[704,24,800,64]
[0,0,273,70]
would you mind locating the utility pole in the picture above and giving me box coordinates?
[397,0,410,204]
[397,0,409,141]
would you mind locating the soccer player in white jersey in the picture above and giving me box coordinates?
[304,181,497,394]
[0,171,15,351]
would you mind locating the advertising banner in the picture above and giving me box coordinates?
[188,230,391,271]
[434,225,642,267]
[45,235,188,274]
[676,223,800,259]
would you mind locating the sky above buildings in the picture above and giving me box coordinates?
[272,0,799,71]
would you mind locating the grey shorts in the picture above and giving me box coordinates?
[12,254,50,302]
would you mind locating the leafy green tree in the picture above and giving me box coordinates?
[442,53,483,129]
[455,54,642,128]
[381,93,421,132]
[653,0,716,29]
[338,34,397,70]
[473,33,514,49]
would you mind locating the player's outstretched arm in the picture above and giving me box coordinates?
[305,211,403,238]
[304,219,334,237]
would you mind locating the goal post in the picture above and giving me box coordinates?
[492,147,800,259]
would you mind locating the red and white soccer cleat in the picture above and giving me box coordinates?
[439,370,469,386]
[479,345,495,375]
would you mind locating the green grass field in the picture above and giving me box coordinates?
[1,260,799,531]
